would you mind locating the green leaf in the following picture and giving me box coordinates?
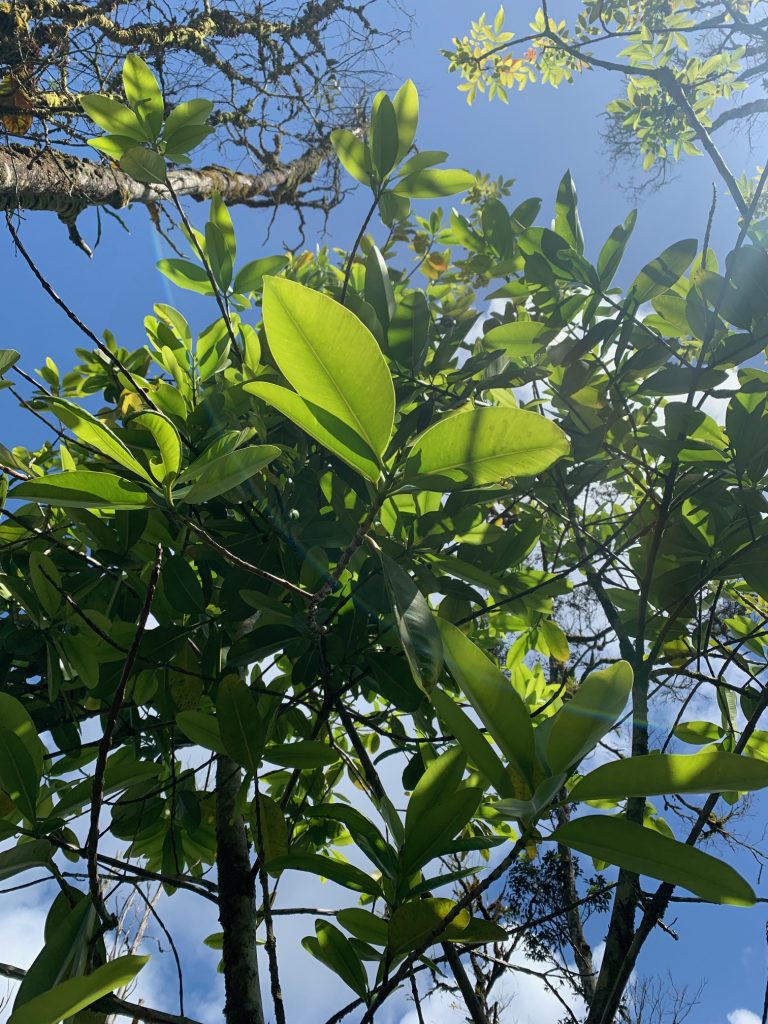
[380,553,443,693]
[364,245,395,331]
[393,80,419,162]
[174,445,279,503]
[129,410,182,485]
[551,815,755,906]
[303,922,368,1000]
[546,662,633,774]
[263,741,340,769]
[262,277,395,460]
[437,619,535,783]
[156,258,213,295]
[389,898,470,953]
[28,551,62,619]
[598,209,637,287]
[631,239,697,303]
[392,169,476,198]
[430,687,513,798]
[312,804,398,878]
[47,398,154,483]
[336,908,389,946]
[387,291,429,371]
[571,752,768,802]
[369,92,400,178]
[176,710,227,755]
[79,95,145,140]
[0,349,20,376]
[12,472,152,510]
[483,321,550,360]
[216,677,266,774]
[162,555,206,614]
[244,382,381,483]
[403,407,569,491]
[119,146,166,185]
[0,695,45,776]
[8,954,149,1024]
[554,171,584,255]
[268,852,381,896]
[331,129,373,186]
[674,721,723,746]
[541,619,569,662]
[0,839,52,880]
[233,256,288,295]
[396,151,449,178]
[122,54,163,139]
[0,726,40,820]
[15,896,95,1008]
[251,794,289,865]
[162,99,213,150]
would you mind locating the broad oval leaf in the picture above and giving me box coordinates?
[122,54,163,139]
[262,277,395,463]
[571,752,768,803]
[244,381,381,483]
[8,954,149,1024]
[380,553,443,693]
[130,410,182,485]
[430,687,513,799]
[631,239,697,304]
[389,898,470,954]
[268,852,382,896]
[46,398,154,483]
[176,710,227,756]
[0,694,45,775]
[330,129,373,186]
[0,839,52,880]
[303,921,368,1000]
[393,80,419,161]
[12,472,152,510]
[15,896,95,1008]
[262,741,340,769]
[233,255,288,295]
[370,92,400,178]
[438,619,535,784]
[404,407,569,491]
[392,168,475,198]
[336,908,389,946]
[79,95,145,139]
[546,661,633,774]
[552,815,755,906]
[174,445,279,503]
[156,258,214,295]
[119,146,166,185]
[0,726,40,821]
[216,676,266,774]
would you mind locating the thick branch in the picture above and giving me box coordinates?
[0,137,334,215]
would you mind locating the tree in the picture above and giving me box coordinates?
[0,0,401,250]
[2,51,768,1024]
[445,2,768,210]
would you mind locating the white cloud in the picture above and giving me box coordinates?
[727,1011,761,1024]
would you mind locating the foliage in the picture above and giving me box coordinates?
[2,54,768,1024]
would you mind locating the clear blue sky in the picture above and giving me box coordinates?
[1,2,766,1021]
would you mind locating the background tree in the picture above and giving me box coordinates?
[445,2,768,211]
[0,0,402,250]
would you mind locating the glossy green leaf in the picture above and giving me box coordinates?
[122,54,163,139]
[12,472,152,509]
[79,95,145,139]
[268,852,381,896]
[552,815,755,906]
[119,146,166,185]
[554,171,584,255]
[364,245,395,331]
[389,898,470,953]
[233,255,288,295]
[130,410,182,485]
[571,752,768,802]
[438,619,534,783]
[251,794,289,865]
[380,553,443,693]
[598,209,637,286]
[303,921,368,1000]
[162,99,213,149]
[404,407,569,491]
[0,694,45,776]
[387,291,429,371]
[0,349,20,376]
[263,741,340,769]
[482,321,550,360]
[546,662,633,774]
[46,398,154,483]
[393,80,419,161]
[369,92,399,178]
[262,277,394,459]
[28,551,62,618]
[216,677,266,774]
[331,129,372,186]
[244,381,381,482]
[8,954,149,1024]
[392,169,476,198]
[14,896,95,1008]
[0,839,52,880]
[176,710,227,756]
[0,725,41,820]
[336,908,389,946]
[174,445,279,503]
[631,239,697,304]
[312,804,398,878]
[430,687,513,798]
[156,258,214,295]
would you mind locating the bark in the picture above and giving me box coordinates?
[441,943,490,1024]
[215,754,265,1024]
[0,137,334,216]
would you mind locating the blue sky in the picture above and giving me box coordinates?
[2,2,768,1021]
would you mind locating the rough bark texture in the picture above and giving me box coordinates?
[215,754,264,1024]
[0,138,333,216]
[441,943,490,1024]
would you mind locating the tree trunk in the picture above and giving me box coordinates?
[0,137,333,217]
[215,754,264,1024]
